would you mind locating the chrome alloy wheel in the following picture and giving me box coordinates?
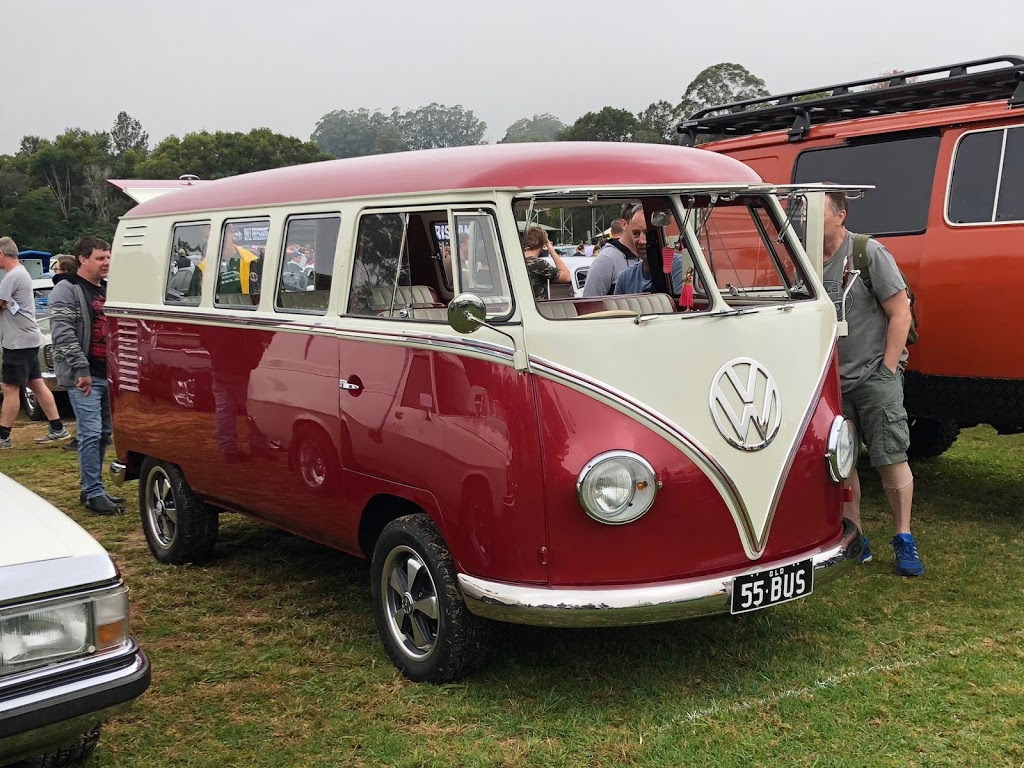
[380,545,440,660]
[145,466,178,549]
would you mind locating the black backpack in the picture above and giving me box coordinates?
[851,234,919,346]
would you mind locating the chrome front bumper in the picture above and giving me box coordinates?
[0,645,150,765]
[458,518,863,627]
[109,462,127,487]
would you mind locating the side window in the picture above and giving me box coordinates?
[793,135,940,235]
[949,126,1024,225]
[276,216,340,315]
[347,211,446,320]
[999,127,1024,222]
[164,222,211,305]
[453,212,512,318]
[348,213,407,316]
[948,130,1002,224]
[215,219,269,309]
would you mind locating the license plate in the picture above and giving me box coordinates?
[730,558,813,614]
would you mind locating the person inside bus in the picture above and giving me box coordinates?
[583,204,645,297]
[216,225,262,298]
[522,226,570,300]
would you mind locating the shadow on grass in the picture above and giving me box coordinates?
[204,514,862,712]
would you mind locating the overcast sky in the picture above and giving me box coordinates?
[2,0,1020,155]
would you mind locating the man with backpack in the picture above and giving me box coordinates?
[821,191,923,577]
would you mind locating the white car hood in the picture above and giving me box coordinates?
[0,473,109,567]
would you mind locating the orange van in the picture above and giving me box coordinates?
[680,55,1024,458]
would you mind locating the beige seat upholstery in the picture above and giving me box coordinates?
[368,285,439,311]
[216,292,257,307]
[378,306,449,322]
[536,301,580,320]
[278,290,329,312]
[602,293,675,314]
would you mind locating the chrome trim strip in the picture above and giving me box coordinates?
[0,638,140,695]
[459,518,862,627]
[103,305,519,363]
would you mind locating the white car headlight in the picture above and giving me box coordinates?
[826,416,858,482]
[577,451,659,525]
[0,585,130,675]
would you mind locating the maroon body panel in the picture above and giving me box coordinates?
[533,363,843,587]
[112,313,843,589]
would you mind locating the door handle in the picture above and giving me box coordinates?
[339,379,361,391]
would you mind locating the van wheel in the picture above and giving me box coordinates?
[370,514,489,683]
[19,723,100,767]
[294,424,339,493]
[139,458,218,564]
[907,417,961,460]
[21,387,45,421]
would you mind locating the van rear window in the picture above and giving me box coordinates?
[793,135,940,236]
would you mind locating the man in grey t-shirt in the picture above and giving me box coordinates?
[583,204,647,297]
[821,193,922,576]
[0,237,69,448]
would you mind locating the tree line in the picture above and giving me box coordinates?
[0,63,769,252]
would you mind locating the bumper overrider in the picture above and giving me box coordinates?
[458,518,863,627]
[0,641,150,765]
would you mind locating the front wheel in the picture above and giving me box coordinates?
[370,514,489,683]
[19,723,100,767]
[139,458,218,564]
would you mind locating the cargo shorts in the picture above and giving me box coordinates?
[842,363,910,467]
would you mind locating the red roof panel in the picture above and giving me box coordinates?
[124,142,762,218]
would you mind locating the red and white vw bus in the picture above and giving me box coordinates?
[107,143,862,682]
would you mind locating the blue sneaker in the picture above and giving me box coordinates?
[892,533,924,577]
[860,535,873,563]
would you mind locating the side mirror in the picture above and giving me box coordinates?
[447,293,487,334]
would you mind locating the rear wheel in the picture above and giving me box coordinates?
[21,387,45,421]
[139,458,218,564]
[907,417,961,460]
[370,514,489,682]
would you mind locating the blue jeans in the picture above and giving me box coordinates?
[68,378,112,500]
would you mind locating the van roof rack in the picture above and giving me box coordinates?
[677,55,1024,146]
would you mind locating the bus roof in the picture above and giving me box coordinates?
[123,142,761,218]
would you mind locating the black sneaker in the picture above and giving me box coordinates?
[80,491,125,507]
[62,438,79,451]
[84,494,122,516]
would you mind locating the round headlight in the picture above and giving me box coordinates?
[826,416,858,481]
[577,451,659,525]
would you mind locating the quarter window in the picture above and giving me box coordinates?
[949,126,1024,225]
[276,216,340,315]
[215,219,269,309]
[164,222,210,305]
[794,135,940,235]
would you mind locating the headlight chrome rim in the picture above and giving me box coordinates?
[576,450,659,525]
[826,416,857,482]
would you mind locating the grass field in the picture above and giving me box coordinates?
[2,418,1022,767]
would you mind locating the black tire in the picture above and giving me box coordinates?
[21,386,45,421]
[139,458,218,564]
[15,723,100,767]
[293,424,340,494]
[907,417,961,460]
[370,514,489,683]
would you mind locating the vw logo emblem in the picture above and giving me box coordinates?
[709,357,782,451]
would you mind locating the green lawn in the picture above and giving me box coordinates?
[2,420,1022,767]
